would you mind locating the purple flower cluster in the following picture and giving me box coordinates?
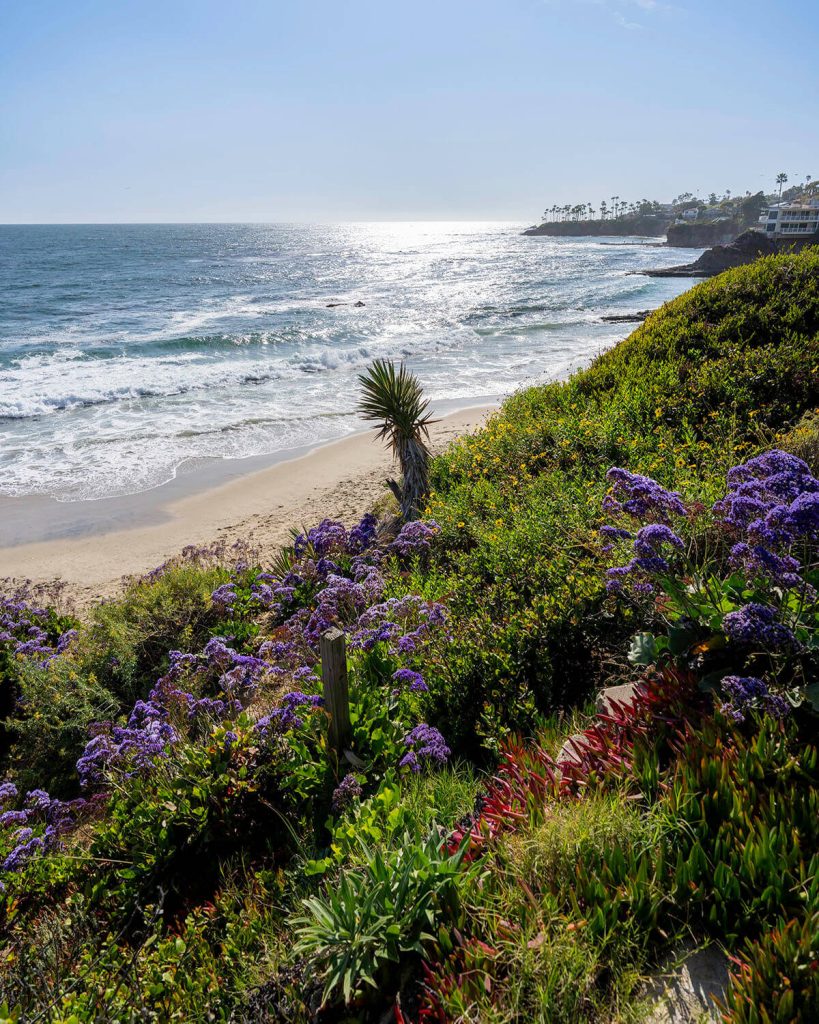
[77,705,178,789]
[253,692,325,739]
[723,603,799,652]
[714,450,819,584]
[210,583,238,611]
[391,668,428,693]
[298,571,385,643]
[331,773,363,814]
[0,785,91,874]
[349,595,448,655]
[144,538,256,583]
[399,724,450,773]
[292,513,378,559]
[606,523,685,593]
[719,675,791,723]
[348,513,379,554]
[390,520,440,557]
[603,468,687,522]
[0,589,75,667]
[76,637,271,789]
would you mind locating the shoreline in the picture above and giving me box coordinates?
[0,404,497,604]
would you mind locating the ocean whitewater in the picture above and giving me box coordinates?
[0,222,700,502]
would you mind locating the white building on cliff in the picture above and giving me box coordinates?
[759,200,819,236]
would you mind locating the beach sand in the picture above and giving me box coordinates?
[0,406,495,606]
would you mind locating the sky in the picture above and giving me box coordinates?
[1,0,818,223]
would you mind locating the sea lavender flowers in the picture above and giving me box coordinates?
[331,774,363,814]
[392,668,428,693]
[0,588,75,667]
[0,788,90,874]
[723,603,799,651]
[390,520,440,557]
[77,704,179,788]
[399,724,450,772]
[605,523,686,593]
[719,675,790,723]
[715,449,819,550]
[603,468,687,522]
[253,692,325,739]
[349,595,448,655]
[210,583,238,611]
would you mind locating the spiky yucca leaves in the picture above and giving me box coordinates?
[357,359,435,520]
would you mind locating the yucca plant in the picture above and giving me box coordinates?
[357,359,435,520]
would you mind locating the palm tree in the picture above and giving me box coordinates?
[357,359,435,521]
[776,172,788,198]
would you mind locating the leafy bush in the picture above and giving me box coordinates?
[602,449,819,716]
[7,655,118,796]
[294,833,471,1009]
[78,558,234,705]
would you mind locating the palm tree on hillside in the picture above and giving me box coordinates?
[357,359,435,521]
[776,172,788,197]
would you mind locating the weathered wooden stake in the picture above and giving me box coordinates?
[320,626,352,754]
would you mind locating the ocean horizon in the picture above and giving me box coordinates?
[0,222,700,503]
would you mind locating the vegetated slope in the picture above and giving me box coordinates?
[1,250,818,1023]
[416,250,819,753]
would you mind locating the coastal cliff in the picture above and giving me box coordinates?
[523,215,668,237]
[666,219,743,247]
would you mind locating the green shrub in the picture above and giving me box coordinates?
[294,833,472,1010]
[77,561,233,706]
[7,656,119,796]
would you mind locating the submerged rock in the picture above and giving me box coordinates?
[601,310,653,323]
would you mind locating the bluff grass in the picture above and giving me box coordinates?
[411,250,819,754]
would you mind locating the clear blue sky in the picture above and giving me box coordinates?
[2,0,817,222]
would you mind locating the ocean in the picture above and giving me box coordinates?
[0,222,699,502]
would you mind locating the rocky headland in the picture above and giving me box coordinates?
[522,215,668,237]
[639,229,819,278]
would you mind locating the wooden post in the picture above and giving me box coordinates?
[320,627,352,754]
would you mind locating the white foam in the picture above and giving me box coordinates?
[0,225,698,500]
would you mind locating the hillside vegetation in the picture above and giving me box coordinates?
[1,250,818,1022]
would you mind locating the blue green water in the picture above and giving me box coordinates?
[0,222,698,500]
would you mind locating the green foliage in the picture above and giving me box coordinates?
[720,913,819,1023]
[86,720,294,914]
[7,656,119,796]
[3,865,285,1023]
[294,832,471,1009]
[425,792,656,1022]
[663,714,819,944]
[78,561,231,705]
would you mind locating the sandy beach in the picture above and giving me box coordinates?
[0,405,495,606]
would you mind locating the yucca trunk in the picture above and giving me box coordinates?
[395,435,430,520]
